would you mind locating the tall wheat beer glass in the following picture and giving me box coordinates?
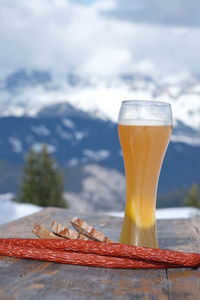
[118,100,173,248]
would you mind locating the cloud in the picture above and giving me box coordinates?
[105,0,200,27]
[0,0,200,81]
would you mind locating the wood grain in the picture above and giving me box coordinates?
[164,218,200,300]
[0,207,199,300]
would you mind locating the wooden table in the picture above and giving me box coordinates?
[0,208,199,300]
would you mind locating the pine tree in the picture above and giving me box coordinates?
[185,184,200,209]
[15,145,67,208]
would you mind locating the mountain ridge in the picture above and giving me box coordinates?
[0,70,199,211]
[0,104,199,195]
[1,69,200,132]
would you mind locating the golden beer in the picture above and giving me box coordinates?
[118,123,172,247]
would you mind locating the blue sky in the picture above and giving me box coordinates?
[0,0,200,80]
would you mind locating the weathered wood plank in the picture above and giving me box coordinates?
[166,268,200,300]
[0,208,199,300]
[0,262,169,300]
[0,208,170,300]
[164,218,200,300]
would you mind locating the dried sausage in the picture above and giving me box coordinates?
[0,244,179,269]
[0,238,199,267]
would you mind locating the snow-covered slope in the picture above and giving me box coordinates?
[0,193,42,225]
[1,70,200,132]
[0,111,199,195]
[108,207,200,219]
[0,193,199,226]
[0,71,199,214]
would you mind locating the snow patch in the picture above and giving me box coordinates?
[8,137,23,153]
[68,158,79,166]
[74,131,87,141]
[107,207,200,219]
[171,134,200,146]
[65,164,125,212]
[56,125,73,140]
[82,149,110,162]
[62,118,75,129]
[31,125,50,136]
[0,193,42,225]
[32,143,56,153]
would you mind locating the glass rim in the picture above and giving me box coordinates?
[122,100,171,107]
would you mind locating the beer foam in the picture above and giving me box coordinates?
[118,119,172,126]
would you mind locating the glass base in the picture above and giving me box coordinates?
[119,214,158,248]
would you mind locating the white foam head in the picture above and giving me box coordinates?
[118,100,173,126]
[119,119,171,126]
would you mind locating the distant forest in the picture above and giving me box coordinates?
[158,183,200,208]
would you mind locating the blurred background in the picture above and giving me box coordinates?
[0,0,200,224]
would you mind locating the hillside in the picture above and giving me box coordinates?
[0,69,199,211]
[0,102,199,211]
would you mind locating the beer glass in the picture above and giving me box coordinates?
[118,100,173,248]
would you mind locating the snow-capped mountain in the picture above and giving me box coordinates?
[0,69,199,211]
[0,102,199,198]
[1,70,200,136]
